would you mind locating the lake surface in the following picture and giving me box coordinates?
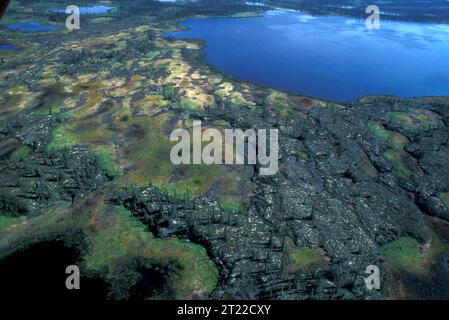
[166,10,449,101]
[0,44,20,51]
[6,22,57,32]
[52,5,113,14]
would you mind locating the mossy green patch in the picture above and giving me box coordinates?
[266,91,293,116]
[90,17,114,24]
[208,76,222,85]
[171,164,230,196]
[440,192,449,208]
[46,125,79,153]
[219,196,244,213]
[180,99,203,110]
[0,215,19,232]
[229,92,254,107]
[47,119,114,153]
[121,119,177,186]
[46,122,117,179]
[289,247,322,270]
[158,185,194,201]
[384,149,422,178]
[370,120,420,178]
[121,118,241,197]
[93,146,118,178]
[83,206,146,271]
[368,121,390,142]
[283,237,324,272]
[368,121,409,149]
[83,206,218,298]
[387,110,442,132]
[166,59,191,77]
[215,84,254,107]
[382,237,422,271]
[162,85,178,100]
[140,94,169,108]
[10,145,31,161]
[144,50,161,60]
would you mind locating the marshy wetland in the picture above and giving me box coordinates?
[0,0,449,300]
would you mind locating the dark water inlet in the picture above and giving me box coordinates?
[0,241,109,302]
[129,265,169,300]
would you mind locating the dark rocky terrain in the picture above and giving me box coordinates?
[2,93,448,299]
[112,96,449,299]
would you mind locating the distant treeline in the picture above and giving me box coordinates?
[262,0,449,23]
[118,0,257,20]
[11,0,261,24]
[11,0,449,24]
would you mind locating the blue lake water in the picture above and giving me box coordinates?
[6,22,57,32]
[52,5,113,14]
[0,44,20,51]
[166,10,449,101]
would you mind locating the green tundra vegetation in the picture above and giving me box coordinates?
[382,237,423,271]
[0,0,268,299]
[0,198,219,298]
[382,221,449,274]
[0,216,18,232]
[282,237,325,273]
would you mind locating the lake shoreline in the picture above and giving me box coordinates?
[165,10,449,101]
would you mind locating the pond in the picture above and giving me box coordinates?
[0,44,20,51]
[166,10,449,101]
[0,241,109,302]
[52,5,113,14]
[6,22,57,32]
